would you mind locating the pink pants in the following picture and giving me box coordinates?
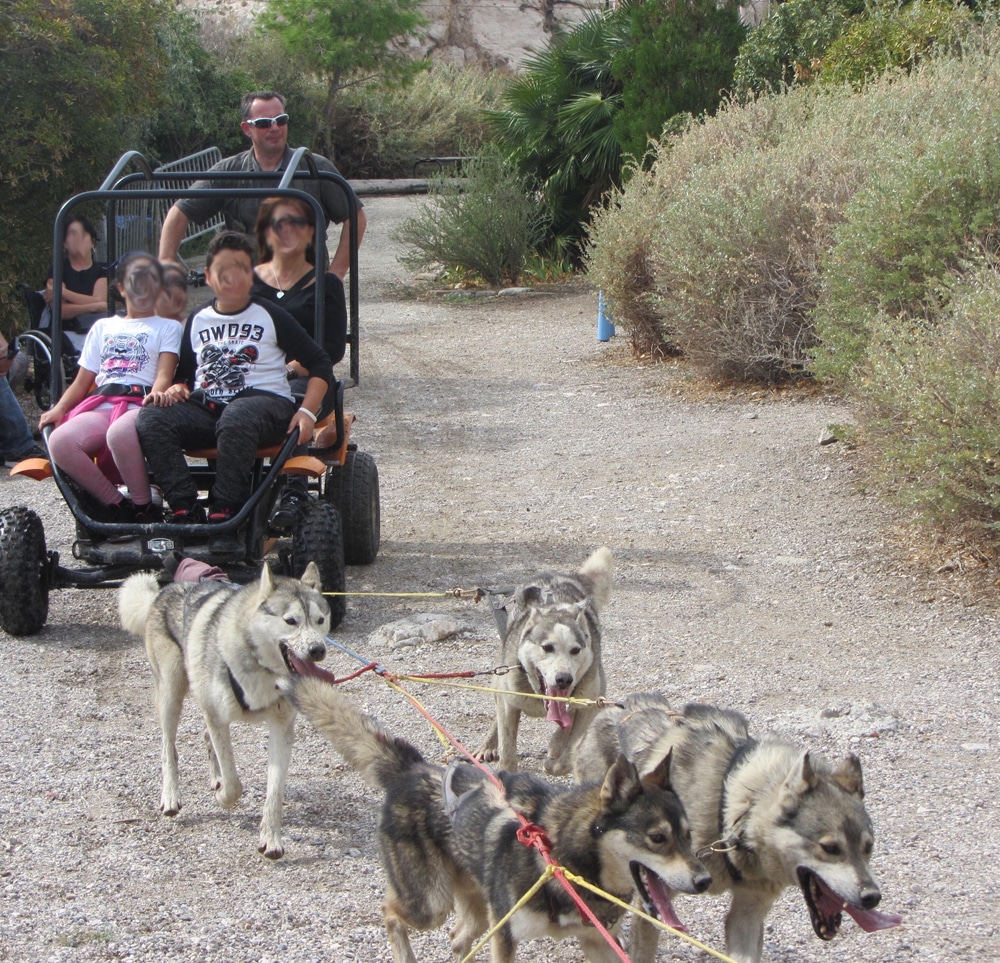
[47,406,151,506]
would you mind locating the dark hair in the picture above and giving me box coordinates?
[240,90,286,121]
[160,262,188,293]
[115,252,163,313]
[205,231,255,271]
[254,196,316,265]
[64,214,99,246]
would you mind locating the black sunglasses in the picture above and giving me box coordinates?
[246,113,289,129]
[270,215,310,231]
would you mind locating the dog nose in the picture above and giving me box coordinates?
[693,871,712,894]
[555,672,573,690]
[859,887,882,910]
[308,642,327,662]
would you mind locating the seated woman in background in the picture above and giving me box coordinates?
[252,196,348,528]
[43,215,109,326]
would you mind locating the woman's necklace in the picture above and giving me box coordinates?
[271,264,288,299]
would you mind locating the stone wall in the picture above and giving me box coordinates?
[181,0,603,70]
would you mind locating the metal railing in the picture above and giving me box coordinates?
[97,147,226,264]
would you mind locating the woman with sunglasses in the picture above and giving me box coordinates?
[252,196,348,526]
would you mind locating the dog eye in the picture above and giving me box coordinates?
[541,643,554,653]
[284,616,298,626]
[864,840,874,856]
[648,832,668,845]
[570,646,581,655]
[820,841,842,856]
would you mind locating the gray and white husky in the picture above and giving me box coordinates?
[284,653,711,963]
[475,546,612,774]
[573,694,902,963]
[118,562,330,859]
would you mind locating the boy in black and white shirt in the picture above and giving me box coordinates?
[136,232,331,525]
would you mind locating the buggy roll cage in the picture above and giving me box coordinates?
[47,147,361,397]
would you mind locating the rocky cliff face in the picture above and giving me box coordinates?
[182,0,603,69]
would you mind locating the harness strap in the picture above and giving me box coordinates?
[717,737,758,882]
[227,667,251,712]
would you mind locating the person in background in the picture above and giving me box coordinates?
[40,254,182,522]
[157,263,190,322]
[157,90,365,280]
[0,334,45,467]
[251,195,348,527]
[43,215,108,324]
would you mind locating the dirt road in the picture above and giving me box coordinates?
[0,195,995,962]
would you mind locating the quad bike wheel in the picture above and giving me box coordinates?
[0,507,50,636]
[291,501,346,629]
[324,449,380,565]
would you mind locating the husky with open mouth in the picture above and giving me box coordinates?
[573,694,903,963]
[283,653,710,962]
[475,546,612,775]
[118,562,330,859]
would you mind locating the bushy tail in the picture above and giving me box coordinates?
[290,675,425,789]
[579,546,613,611]
[118,572,161,637]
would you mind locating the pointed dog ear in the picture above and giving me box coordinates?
[257,561,275,602]
[299,560,322,592]
[779,749,819,812]
[831,752,865,798]
[600,753,642,814]
[640,747,673,793]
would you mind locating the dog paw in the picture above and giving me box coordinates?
[258,839,284,860]
[472,747,499,763]
[543,755,570,777]
[215,781,243,809]
[161,800,182,817]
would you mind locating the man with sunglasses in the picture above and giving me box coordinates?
[157,91,366,280]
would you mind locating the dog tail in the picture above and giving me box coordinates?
[290,674,425,789]
[579,545,613,611]
[118,572,161,636]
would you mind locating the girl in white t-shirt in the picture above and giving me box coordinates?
[40,253,183,522]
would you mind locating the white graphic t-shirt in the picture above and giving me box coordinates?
[78,316,183,388]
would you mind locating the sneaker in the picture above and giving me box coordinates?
[170,504,207,524]
[132,501,163,524]
[208,505,236,524]
[4,444,46,467]
[268,487,310,531]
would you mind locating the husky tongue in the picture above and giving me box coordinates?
[645,872,687,934]
[544,686,572,729]
[816,876,903,933]
[845,905,903,933]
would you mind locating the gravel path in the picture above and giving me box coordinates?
[1,196,996,962]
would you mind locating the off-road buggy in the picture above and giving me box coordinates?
[0,150,379,636]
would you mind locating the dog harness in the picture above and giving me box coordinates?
[714,736,759,883]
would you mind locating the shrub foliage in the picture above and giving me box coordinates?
[393,153,548,286]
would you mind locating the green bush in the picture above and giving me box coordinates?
[332,64,507,178]
[0,0,170,335]
[733,0,863,97]
[813,41,1000,382]
[393,153,548,286]
[820,0,970,88]
[588,88,873,379]
[611,0,746,162]
[855,258,1000,526]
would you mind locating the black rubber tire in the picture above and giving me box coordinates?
[291,501,346,629]
[324,450,380,565]
[0,507,50,636]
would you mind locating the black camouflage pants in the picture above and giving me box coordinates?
[136,393,295,511]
